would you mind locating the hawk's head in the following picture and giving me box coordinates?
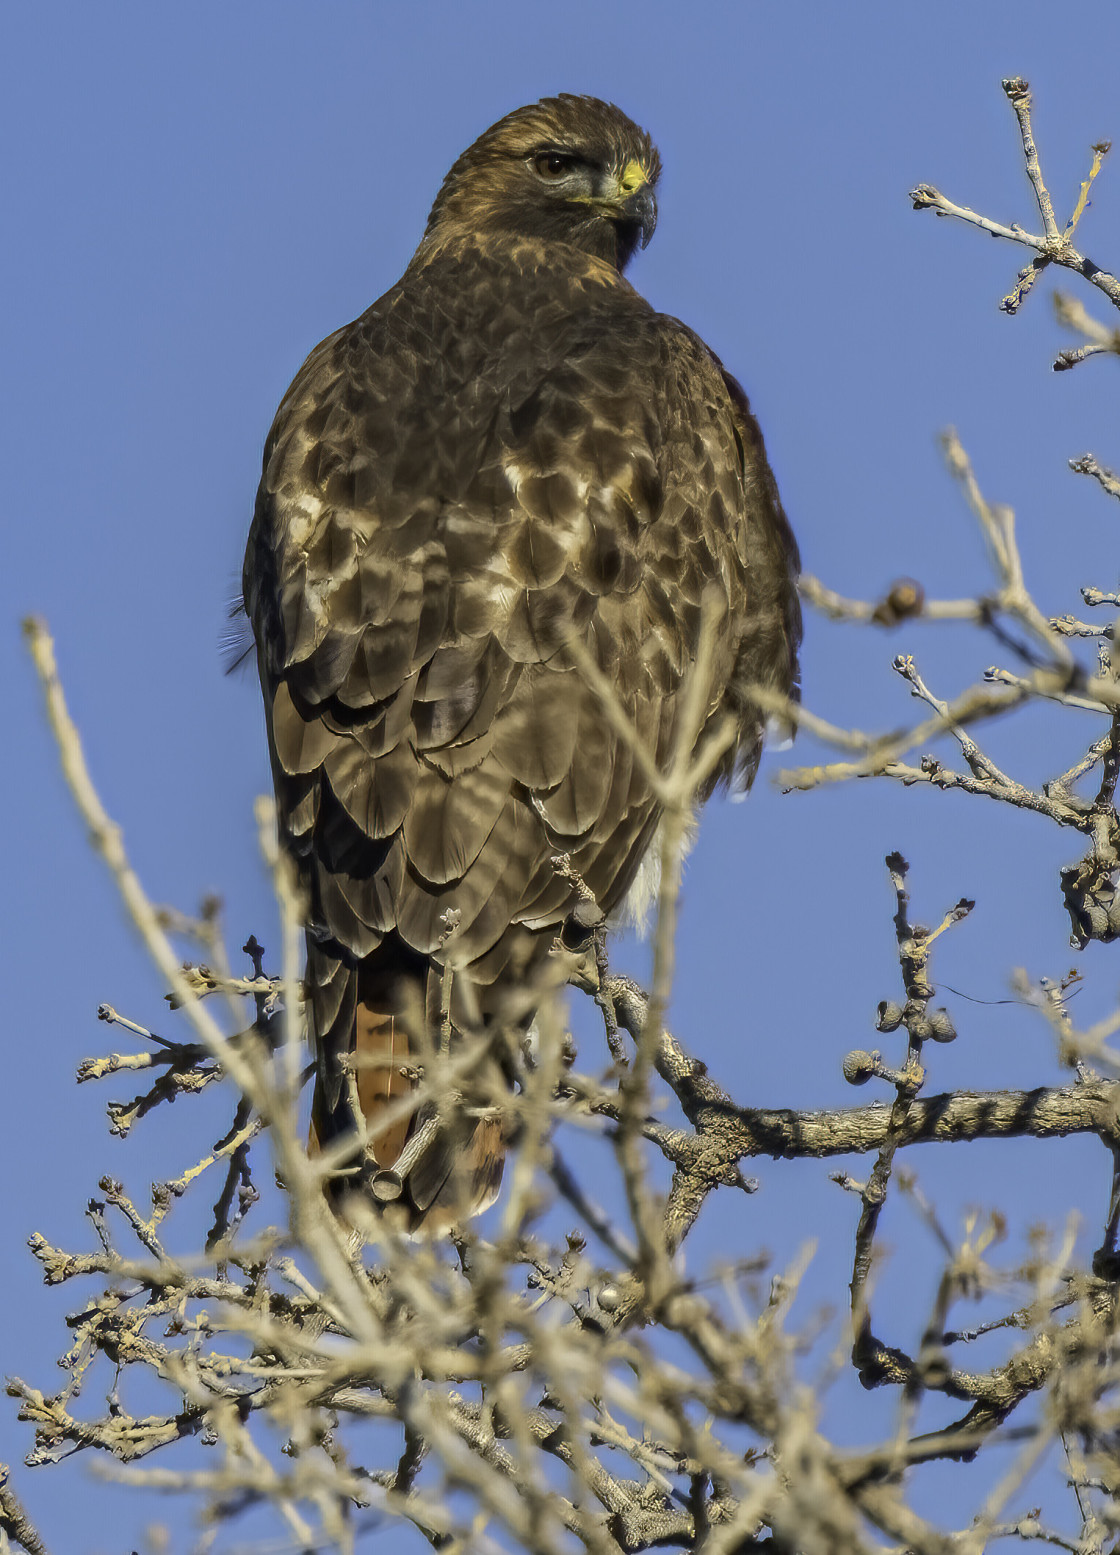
[424,95,660,272]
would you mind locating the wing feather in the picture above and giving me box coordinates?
[244,232,800,1032]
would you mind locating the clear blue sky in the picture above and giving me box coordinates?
[5,3,1120,1549]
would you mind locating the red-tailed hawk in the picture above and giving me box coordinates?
[244,96,800,1229]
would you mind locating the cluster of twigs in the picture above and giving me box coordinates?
[6,75,1120,1555]
[8,804,1120,1554]
[782,77,1120,954]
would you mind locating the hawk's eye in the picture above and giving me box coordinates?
[532,151,575,180]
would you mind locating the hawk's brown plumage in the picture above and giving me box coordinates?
[244,96,800,1229]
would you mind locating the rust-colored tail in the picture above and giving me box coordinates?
[310,978,505,1233]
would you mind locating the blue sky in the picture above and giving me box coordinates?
[5,3,1120,1549]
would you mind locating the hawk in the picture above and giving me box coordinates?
[244,96,800,1229]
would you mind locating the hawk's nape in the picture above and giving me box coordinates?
[243,94,801,1231]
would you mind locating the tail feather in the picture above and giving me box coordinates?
[308,951,506,1232]
[354,1005,413,1167]
[408,1112,505,1222]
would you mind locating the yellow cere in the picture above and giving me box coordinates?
[618,159,648,194]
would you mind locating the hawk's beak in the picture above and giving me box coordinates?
[618,184,658,249]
